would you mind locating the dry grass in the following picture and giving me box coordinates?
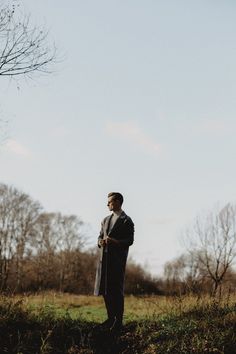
[13,291,236,322]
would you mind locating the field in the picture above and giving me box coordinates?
[0,292,236,353]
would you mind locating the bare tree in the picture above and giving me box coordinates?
[53,213,84,292]
[13,189,41,291]
[0,183,41,291]
[185,203,236,296]
[163,252,212,295]
[32,212,84,291]
[33,212,84,254]
[0,2,56,78]
[164,255,186,295]
[0,2,57,143]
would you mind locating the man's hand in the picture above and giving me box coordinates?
[98,238,106,247]
[99,237,120,247]
[104,236,119,245]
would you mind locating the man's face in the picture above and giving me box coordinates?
[107,196,121,212]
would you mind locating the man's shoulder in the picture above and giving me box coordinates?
[121,212,134,225]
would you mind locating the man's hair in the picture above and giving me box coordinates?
[108,192,124,205]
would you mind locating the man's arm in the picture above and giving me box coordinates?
[118,218,134,246]
[97,220,105,248]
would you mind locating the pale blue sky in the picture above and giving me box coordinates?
[0,0,236,275]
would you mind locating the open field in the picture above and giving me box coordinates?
[0,292,236,353]
[16,291,236,322]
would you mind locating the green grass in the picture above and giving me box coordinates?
[20,292,236,321]
[0,293,236,353]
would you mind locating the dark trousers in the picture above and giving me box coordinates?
[103,291,124,324]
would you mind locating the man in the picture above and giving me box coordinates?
[94,192,134,332]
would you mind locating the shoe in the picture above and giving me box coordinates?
[100,318,114,329]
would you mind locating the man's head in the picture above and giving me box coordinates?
[107,192,124,212]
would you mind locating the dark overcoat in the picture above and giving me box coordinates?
[94,211,134,296]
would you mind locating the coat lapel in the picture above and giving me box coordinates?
[105,214,113,236]
[108,211,126,235]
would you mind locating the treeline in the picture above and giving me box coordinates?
[163,252,236,296]
[1,183,236,296]
[0,183,159,295]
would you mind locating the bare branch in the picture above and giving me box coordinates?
[0,4,56,78]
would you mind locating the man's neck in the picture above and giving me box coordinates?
[113,209,123,216]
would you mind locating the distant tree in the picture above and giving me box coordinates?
[125,259,162,295]
[163,252,211,295]
[0,2,56,79]
[32,212,85,291]
[61,248,97,294]
[164,255,186,295]
[54,213,84,292]
[0,183,41,291]
[185,203,236,296]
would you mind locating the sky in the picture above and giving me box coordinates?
[0,0,236,276]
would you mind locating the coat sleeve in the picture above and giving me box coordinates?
[97,219,105,248]
[118,217,134,247]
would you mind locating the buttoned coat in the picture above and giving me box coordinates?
[94,211,134,296]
